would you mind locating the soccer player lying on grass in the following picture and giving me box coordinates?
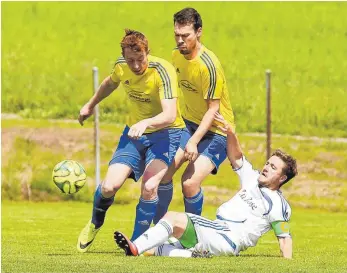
[115,112,297,259]
[154,7,236,224]
[77,29,185,252]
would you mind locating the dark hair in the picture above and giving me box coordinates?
[173,7,202,31]
[120,29,149,55]
[272,149,298,187]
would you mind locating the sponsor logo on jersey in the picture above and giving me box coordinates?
[215,154,220,160]
[163,152,169,159]
[180,80,198,92]
[128,91,151,103]
[238,189,257,210]
[176,68,180,74]
[124,80,130,85]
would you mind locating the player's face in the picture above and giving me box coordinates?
[174,22,201,56]
[123,48,148,75]
[258,156,287,189]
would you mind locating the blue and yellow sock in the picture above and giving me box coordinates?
[184,188,204,215]
[91,184,114,229]
[153,181,173,224]
[131,197,159,241]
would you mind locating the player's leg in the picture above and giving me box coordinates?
[115,211,190,256]
[181,156,214,215]
[131,128,183,239]
[153,147,186,224]
[182,133,227,215]
[130,159,168,240]
[77,126,142,252]
[91,164,132,228]
[187,214,238,256]
[77,163,132,253]
[154,126,190,224]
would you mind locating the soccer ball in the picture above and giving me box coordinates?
[52,160,87,194]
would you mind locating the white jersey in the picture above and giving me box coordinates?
[216,156,291,252]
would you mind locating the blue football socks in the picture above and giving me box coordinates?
[184,188,204,215]
[153,181,173,224]
[91,184,114,229]
[131,197,159,241]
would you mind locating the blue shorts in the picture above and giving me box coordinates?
[109,126,182,181]
[180,119,227,174]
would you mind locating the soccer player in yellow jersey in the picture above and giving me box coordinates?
[76,29,184,252]
[154,8,235,223]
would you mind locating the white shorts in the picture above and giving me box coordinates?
[187,213,239,256]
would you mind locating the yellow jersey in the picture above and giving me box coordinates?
[172,45,235,136]
[110,55,185,133]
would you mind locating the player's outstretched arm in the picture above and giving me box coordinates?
[278,237,293,259]
[127,98,177,139]
[214,112,243,169]
[78,76,119,126]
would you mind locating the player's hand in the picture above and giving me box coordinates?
[128,120,149,139]
[78,102,94,126]
[184,140,199,162]
[214,112,235,135]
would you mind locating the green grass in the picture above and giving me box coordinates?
[2,2,347,137]
[2,201,347,273]
[2,118,347,211]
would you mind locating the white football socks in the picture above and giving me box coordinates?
[134,219,173,254]
[155,243,192,257]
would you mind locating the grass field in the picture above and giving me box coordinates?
[2,117,347,211]
[2,201,347,273]
[2,2,347,137]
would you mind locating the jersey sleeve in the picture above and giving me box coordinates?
[156,62,178,100]
[110,57,124,84]
[201,62,224,100]
[233,156,260,188]
[268,193,292,223]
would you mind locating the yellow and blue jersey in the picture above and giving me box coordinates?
[172,45,235,136]
[111,55,184,133]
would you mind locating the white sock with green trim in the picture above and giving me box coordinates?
[134,219,173,254]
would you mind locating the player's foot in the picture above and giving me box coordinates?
[114,231,139,256]
[77,220,100,253]
[191,249,213,258]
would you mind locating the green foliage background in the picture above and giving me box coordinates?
[2,2,347,136]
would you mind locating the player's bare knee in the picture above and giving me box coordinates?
[101,180,121,196]
[141,182,158,200]
[163,212,188,237]
[162,211,177,222]
[182,179,200,197]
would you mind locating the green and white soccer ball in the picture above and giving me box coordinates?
[52,160,87,194]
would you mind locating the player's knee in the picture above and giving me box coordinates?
[181,179,199,197]
[163,211,179,223]
[141,182,158,200]
[163,211,187,236]
[101,180,121,196]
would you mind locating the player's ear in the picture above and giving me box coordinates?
[279,175,287,185]
[196,27,202,39]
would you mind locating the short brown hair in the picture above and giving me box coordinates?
[173,8,202,31]
[120,29,149,55]
[272,149,298,187]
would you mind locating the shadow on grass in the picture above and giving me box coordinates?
[240,254,280,258]
[47,251,117,256]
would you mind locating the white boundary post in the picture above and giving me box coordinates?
[92,67,101,188]
[266,69,272,160]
